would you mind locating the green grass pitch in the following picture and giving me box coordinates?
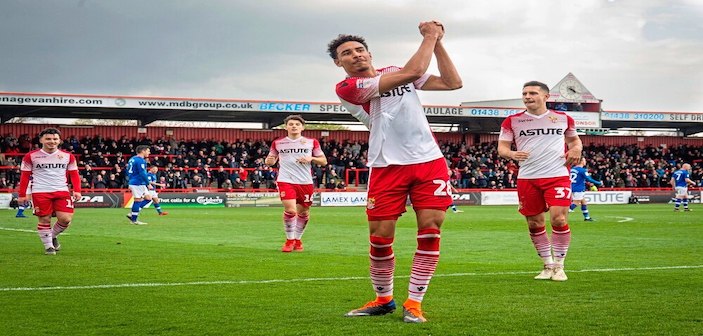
[1,204,701,335]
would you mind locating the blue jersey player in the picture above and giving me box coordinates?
[145,166,168,216]
[15,178,32,218]
[569,158,602,221]
[671,163,694,211]
[126,145,152,224]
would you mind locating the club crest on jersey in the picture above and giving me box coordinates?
[300,139,307,145]
[548,116,558,123]
[356,78,374,89]
[367,197,375,210]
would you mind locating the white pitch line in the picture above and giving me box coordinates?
[0,227,71,235]
[615,216,634,223]
[0,227,38,234]
[1,265,701,292]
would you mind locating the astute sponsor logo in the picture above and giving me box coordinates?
[35,163,67,169]
[380,85,412,98]
[518,128,564,136]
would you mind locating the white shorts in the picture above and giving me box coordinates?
[129,185,150,199]
[148,190,158,198]
[675,187,688,197]
[572,191,586,201]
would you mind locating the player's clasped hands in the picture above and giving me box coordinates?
[418,20,444,40]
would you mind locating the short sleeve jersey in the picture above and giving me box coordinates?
[570,166,590,192]
[147,172,157,185]
[335,66,443,167]
[672,169,689,187]
[20,149,78,193]
[269,136,323,185]
[127,156,149,185]
[498,110,577,179]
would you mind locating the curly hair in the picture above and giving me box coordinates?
[38,127,61,138]
[327,34,368,60]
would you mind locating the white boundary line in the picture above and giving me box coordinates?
[615,216,634,223]
[0,227,70,235]
[0,227,37,234]
[2,265,701,292]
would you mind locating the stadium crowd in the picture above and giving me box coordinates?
[0,133,701,190]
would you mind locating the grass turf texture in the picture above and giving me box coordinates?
[1,204,701,335]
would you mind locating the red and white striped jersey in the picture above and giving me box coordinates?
[336,66,443,167]
[498,110,577,179]
[20,149,79,193]
[269,136,323,185]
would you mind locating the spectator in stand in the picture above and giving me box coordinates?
[312,164,324,188]
[93,174,107,189]
[191,174,205,188]
[215,166,230,188]
[476,172,488,188]
[221,178,234,191]
[624,172,636,187]
[232,177,245,189]
[265,166,277,189]
[460,167,472,189]
[7,165,20,188]
[172,171,188,189]
[324,164,338,187]
[82,164,95,183]
[201,165,213,187]
[250,167,263,189]
[238,167,248,184]
[326,178,338,190]
[165,171,176,189]
[112,165,126,187]
[554,102,568,111]
[503,171,517,188]
[80,177,91,190]
[107,173,121,189]
[466,176,478,189]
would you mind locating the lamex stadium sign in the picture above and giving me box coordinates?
[320,192,368,207]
